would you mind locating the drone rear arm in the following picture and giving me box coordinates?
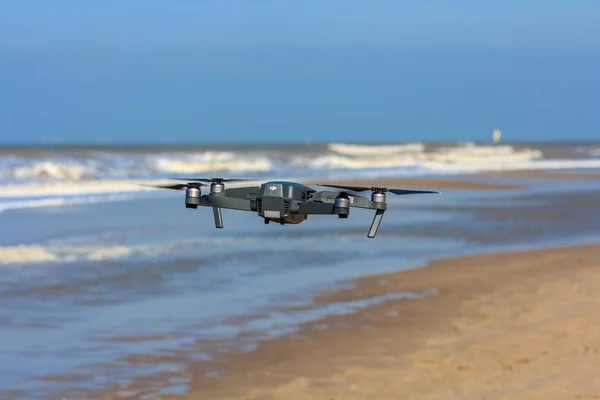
[309,190,387,238]
[197,195,254,211]
[223,186,261,199]
[311,191,386,210]
[297,202,335,214]
[192,194,254,229]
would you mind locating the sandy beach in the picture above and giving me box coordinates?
[2,159,600,399]
[186,242,600,400]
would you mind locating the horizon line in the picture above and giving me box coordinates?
[0,139,598,148]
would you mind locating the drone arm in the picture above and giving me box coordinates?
[223,186,261,199]
[297,202,335,214]
[347,196,386,210]
[311,190,385,211]
[198,194,255,229]
[197,195,253,211]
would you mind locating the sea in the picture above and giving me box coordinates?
[1,141,600,399]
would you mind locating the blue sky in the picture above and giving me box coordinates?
[1,1,599,144]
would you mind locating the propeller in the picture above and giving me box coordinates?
[172,177,252,183]
[316,184,440,195]
[139,182,205,191]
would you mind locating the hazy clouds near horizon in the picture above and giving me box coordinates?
[1,1,599,144]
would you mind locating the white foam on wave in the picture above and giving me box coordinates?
[0,151,273,183]
[3,161,98,181]
[0,180,161,198]
[422,158,600,173]
[327,143,425,155]
[1,143,597,187]
[148,151,273,174]
[297,143,545,170]
[0,143,598,211]
[0,236,258,264]
[0,194,137,214]
[293,154,417,169]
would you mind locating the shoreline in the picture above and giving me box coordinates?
[183,241,600,400]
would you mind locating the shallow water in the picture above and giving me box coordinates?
[1,173,599,398]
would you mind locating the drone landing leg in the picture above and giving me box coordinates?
[213,207,223,228]
[367,209,385,238]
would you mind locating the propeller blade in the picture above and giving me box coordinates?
[317,184,440,195]
[316,184,371,192]
[139,183,192,190]
[388,188,441,195]
[172,177,252,183]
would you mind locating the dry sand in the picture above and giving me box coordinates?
[186,243,600,400]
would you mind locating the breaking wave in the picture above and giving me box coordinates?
[2,142,596,184]
[149,152,273,174]
[1,151,273,182]
[0,142,598,210]
[0,236,258,264]
[295,143,545,170]
[326,143,425,155]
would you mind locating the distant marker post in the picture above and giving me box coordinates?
[493,129,502,143]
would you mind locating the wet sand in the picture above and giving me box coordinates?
[186,242,600,400]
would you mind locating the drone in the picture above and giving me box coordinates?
[145,178,440,238]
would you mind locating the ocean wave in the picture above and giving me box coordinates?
[0,237,258,264]
[0,193,138,214]
[327,143,425,155]
[0,180,163,198]
[0,152,273,182]
[1,144,545,180]
[147,151,273,174]
[292,154,416,169]
[0,143,598,205]
[4,161,98,181]
[422,158,600,172]
[295,143,544,170]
